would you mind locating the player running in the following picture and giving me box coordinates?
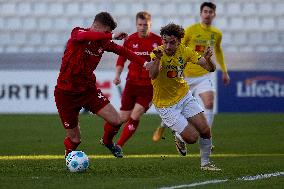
[145,23,221,171]
[54,12,149,158]
[110,11,162,150]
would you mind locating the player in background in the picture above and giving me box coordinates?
[111,11,162,150]
[144,23,220,171]
[152,2,230,155]
[54,12,149,159]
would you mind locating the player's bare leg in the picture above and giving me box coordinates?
[176,124,199,156]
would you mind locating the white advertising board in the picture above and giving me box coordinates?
[0,70,157,114]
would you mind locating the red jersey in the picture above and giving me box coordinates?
[56,27,146,92]
[116,32,162,85]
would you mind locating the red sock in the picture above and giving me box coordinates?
[103,122,121,145]
[117,118,140,147]
[64,137,81,157]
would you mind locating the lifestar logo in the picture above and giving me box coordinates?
[236,76,284,97]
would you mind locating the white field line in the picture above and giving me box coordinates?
[0,153,283,160]
[158,172,284,189]
[159,179,228,189]
[237,171,284,181]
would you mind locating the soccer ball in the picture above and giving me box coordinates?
[66,151,89,172]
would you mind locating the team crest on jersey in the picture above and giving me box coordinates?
[98,48,103,54]
[178,57,184,64]
[64,122,70,128]
[133,44,138,48]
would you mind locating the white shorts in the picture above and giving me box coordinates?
[184,73,215,97]
[155,91,204,134]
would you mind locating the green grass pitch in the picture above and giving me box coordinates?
[0,113,283,188]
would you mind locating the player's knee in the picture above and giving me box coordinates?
[184,134,198,144]
[204,101,214,109]
[182,131,199,144]
[131,107,145,120]
[199,126,211,139]
[109,117,123,127]
[72,138,81,144]
[120,114,129,123]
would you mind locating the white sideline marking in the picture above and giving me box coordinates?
[159,179,228,189]
[158,172,284,189]
[238,172,284,181]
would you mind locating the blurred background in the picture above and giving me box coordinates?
[0,0,284,113]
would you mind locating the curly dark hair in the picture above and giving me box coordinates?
[160,23,185,40]
[94,12,117,30]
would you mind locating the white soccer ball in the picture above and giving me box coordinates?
[66,151,89,172]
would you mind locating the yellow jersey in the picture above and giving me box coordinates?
[182,23,227,77]
[150,44,201,108]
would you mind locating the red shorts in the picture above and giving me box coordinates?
[54,87,109,129]
[120,82,153,112]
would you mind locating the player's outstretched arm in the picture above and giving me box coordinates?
[73,29,127,41]
[197,47,216,72]
[107,43,147,67]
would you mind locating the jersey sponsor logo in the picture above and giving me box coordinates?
[194,39,207,44]
[165,64,186,70]
[165,64,186,78]
[195,45,206,53]
[237,76,284,97]
[85,42,104,56]
[165,64,178,70]
[85,48,103,56]
[167,70,178,78]
[135,51,150,56]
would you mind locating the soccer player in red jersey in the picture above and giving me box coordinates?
[54,12,148,158]
[111,11,162,150]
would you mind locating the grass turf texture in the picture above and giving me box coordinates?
[0,113,283,188]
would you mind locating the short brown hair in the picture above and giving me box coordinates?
[160,23,185,40]
[136,11,151,22]
[200,2,216,12]
[94,12,117,30]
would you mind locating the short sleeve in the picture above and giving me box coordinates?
[186,47,201,64]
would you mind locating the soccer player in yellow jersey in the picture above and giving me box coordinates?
[153,2,230,153]
[144,23,220,171]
